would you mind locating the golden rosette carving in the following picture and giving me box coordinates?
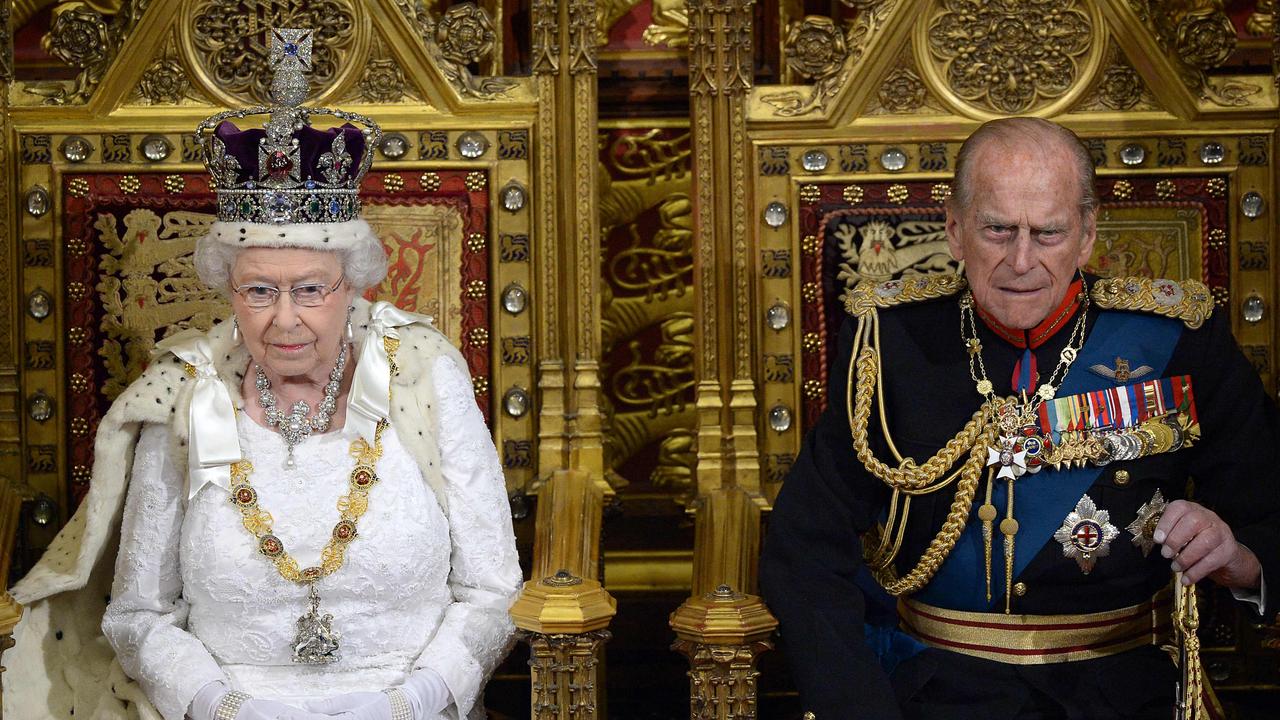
[1097,63,1143,110]
[784,15,849,81]
[435,3,497,65]
[926,0,1093,114]
[358,60,403,103]
[877,67,927,112]
[43,3,111,70]
[1172,9,1236,69]
[136,54,193,105]
[189,0,360,105]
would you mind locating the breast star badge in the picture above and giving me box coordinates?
[1053,494,1119,574]
[1126,489,1167,557]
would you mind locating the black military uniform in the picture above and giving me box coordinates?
[761,275,1280,719]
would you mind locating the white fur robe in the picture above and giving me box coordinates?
[4,299,519,719]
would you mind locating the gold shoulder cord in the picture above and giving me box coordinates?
[843,276,994,596]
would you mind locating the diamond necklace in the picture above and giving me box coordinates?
[255,343,348,467]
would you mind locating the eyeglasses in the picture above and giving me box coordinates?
[232,273,345,308]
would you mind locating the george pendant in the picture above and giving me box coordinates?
[293,584,341,664]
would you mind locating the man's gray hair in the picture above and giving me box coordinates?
[951,117,1098,217]
[193,230,389,296]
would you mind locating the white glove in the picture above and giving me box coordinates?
[301,668,451,719]
[189,681,335,720]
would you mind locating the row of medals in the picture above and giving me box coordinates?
[994,401,1194,475]
[988,398,1186,574]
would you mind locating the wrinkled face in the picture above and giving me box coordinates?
[230,247,355,380]
[946,141,1096,329]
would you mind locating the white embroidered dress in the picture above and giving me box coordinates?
[101,354,521,720]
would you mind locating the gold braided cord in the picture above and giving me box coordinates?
[843,274,967,318]
[849,346,991,492]
[1170,574,1206,720]
[869,425,996,596]
[844,288,998,595]
[867,491,913,572]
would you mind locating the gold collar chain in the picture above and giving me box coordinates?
[959,279,1090,417]
[227,419,387,664]
[958,283,1091,612]
[228,420,387,585]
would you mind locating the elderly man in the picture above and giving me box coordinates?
[761,117,1278,719]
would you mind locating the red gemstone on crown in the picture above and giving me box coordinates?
[268,150,292,180]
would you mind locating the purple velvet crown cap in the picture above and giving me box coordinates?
[213,120,367,187]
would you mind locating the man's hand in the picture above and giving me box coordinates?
[1154,499,1261,588]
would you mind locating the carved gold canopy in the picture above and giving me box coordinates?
[731,1,1279,507]
[1,2,574,549]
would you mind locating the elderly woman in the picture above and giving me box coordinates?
[6,31,520,720]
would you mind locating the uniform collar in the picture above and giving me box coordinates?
[974,278,1084,350]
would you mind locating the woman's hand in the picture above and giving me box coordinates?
[238,698,338,720]
[302,668,450,719]
[189,682,334,720]
[302,691,390,719]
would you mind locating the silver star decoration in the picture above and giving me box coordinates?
[1053,494,1120,574]
[1126,489,1167,557]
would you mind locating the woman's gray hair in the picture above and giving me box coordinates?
[951,117,1097,217]
[193,222,389,295]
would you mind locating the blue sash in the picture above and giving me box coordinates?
[914,311,1184,611]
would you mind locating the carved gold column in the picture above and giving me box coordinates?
[673,2,777,718]
[531,0,607,484]
[0,481,22,712]
[670,585,776,719]
[517,3,615,718]
[0,0,20,501]
[0,6,25,696]
[510,470,617,720]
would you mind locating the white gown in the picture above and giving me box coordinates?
[101,356,522,720]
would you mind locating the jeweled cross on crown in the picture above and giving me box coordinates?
[269,28,313,107]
